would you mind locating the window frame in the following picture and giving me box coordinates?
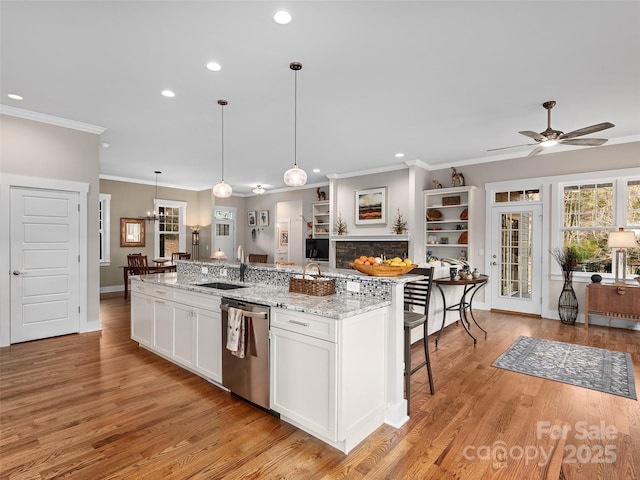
[551,169,640,281]
[99,193,111,265]
[153,199,187,259]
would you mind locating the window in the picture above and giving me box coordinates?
[154,199,187,259]
[495,189,540,203]
[99,193,111,265]
[557,176,639,276]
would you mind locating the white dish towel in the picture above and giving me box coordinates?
[226,307,245,358]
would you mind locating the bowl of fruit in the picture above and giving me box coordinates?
[350,256,418,277]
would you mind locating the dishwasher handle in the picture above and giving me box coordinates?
[221,304,268,320]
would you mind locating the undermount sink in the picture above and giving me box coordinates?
[196,282,248,291]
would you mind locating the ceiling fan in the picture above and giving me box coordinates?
[488,101,615,157]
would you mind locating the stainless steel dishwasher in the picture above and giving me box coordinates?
[220,298,271,410]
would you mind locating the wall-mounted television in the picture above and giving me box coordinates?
[305,238,329,261]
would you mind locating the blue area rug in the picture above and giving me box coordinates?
[492,336,637,400]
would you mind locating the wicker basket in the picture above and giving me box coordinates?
[289,263,336,296]
[442,195,461,206]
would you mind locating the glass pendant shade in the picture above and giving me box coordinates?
[213,180,232,198]
[283,165,307,186]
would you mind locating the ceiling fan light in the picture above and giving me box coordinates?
[541,139,558,147]
[213,180,232,198]
[284,165,307,187]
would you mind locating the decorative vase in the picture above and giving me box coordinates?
[558,271,578,324]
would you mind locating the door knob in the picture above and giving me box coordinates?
[12,270,23,275]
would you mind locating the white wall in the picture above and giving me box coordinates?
[0,114,102,343]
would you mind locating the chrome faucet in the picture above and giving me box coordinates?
[237,245,247,282]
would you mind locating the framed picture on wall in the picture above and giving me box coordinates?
[248,211,257,227]
[120,217,145,247]
[355,187,387,225]
[279,230,289,246]
[259,210,269,226]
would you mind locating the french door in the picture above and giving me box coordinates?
[490,204,542,315]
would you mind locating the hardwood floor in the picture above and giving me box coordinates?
[1,294,639,479]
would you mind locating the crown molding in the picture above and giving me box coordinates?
[0,105,106,135]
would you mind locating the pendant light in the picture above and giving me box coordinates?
[142,170,164,222]
[283,61,307,187]
[213,99,233,198]
[252,185,266,195]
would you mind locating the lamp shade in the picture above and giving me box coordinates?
[283,165,307,186]
[607,228,638,248]
[211,248,227,260]
[213,180,232,198]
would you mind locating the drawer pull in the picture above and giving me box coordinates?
[617,287,626,295]
[289,319,309,327]
[156,290,168,295]
[154,300,166,304]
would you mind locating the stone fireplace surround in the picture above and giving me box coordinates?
[334,239,409,268]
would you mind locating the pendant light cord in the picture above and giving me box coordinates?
[294,68,298,168]
[221,103,225,181]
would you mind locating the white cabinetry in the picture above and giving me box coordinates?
[270,306,387,453]
[130,280,222,384]
[424,185,476,266]
[131,282,153,346]
[312,201,330,238]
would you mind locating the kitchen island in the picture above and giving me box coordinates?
[130,260,424,453]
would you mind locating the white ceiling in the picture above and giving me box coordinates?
[2,1,639,194]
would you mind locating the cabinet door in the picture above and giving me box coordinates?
[270,326,337,441]
[131,292,153,346]
[153,299,173,356]
[195,308,222,382]
[173,303,195,368]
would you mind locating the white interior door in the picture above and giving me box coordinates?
[10,187,80,343]
[490,204,542,315]
[214,207,236,259]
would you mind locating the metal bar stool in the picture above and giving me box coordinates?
[404,266,435,415]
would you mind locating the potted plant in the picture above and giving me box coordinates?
[391,208,408,235]
[334,212,347,235]
[551,246,579,324]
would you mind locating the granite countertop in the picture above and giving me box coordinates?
[134,273,392,320]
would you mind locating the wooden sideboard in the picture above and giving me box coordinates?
[585,283,640,329]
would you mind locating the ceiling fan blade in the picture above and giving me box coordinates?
[558,122,615,140]
[527,145,545,157]
[487,143,537,152]
[519,130,548,142]
[559,138,608,146]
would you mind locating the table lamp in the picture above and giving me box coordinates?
[607,227,638,285]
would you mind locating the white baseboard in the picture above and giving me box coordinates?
[100,285,124,294]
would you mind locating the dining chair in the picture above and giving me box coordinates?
[403,266,435,415]
[171,252,191,261]
[248,254,268,263]
[128,254,150,276]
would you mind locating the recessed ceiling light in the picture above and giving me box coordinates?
[206,62,222,72]
[395,153,404,158]
[161,90,175,98]
[313,168,320,173]
[273,10,292,24]
[7,94,23,100]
